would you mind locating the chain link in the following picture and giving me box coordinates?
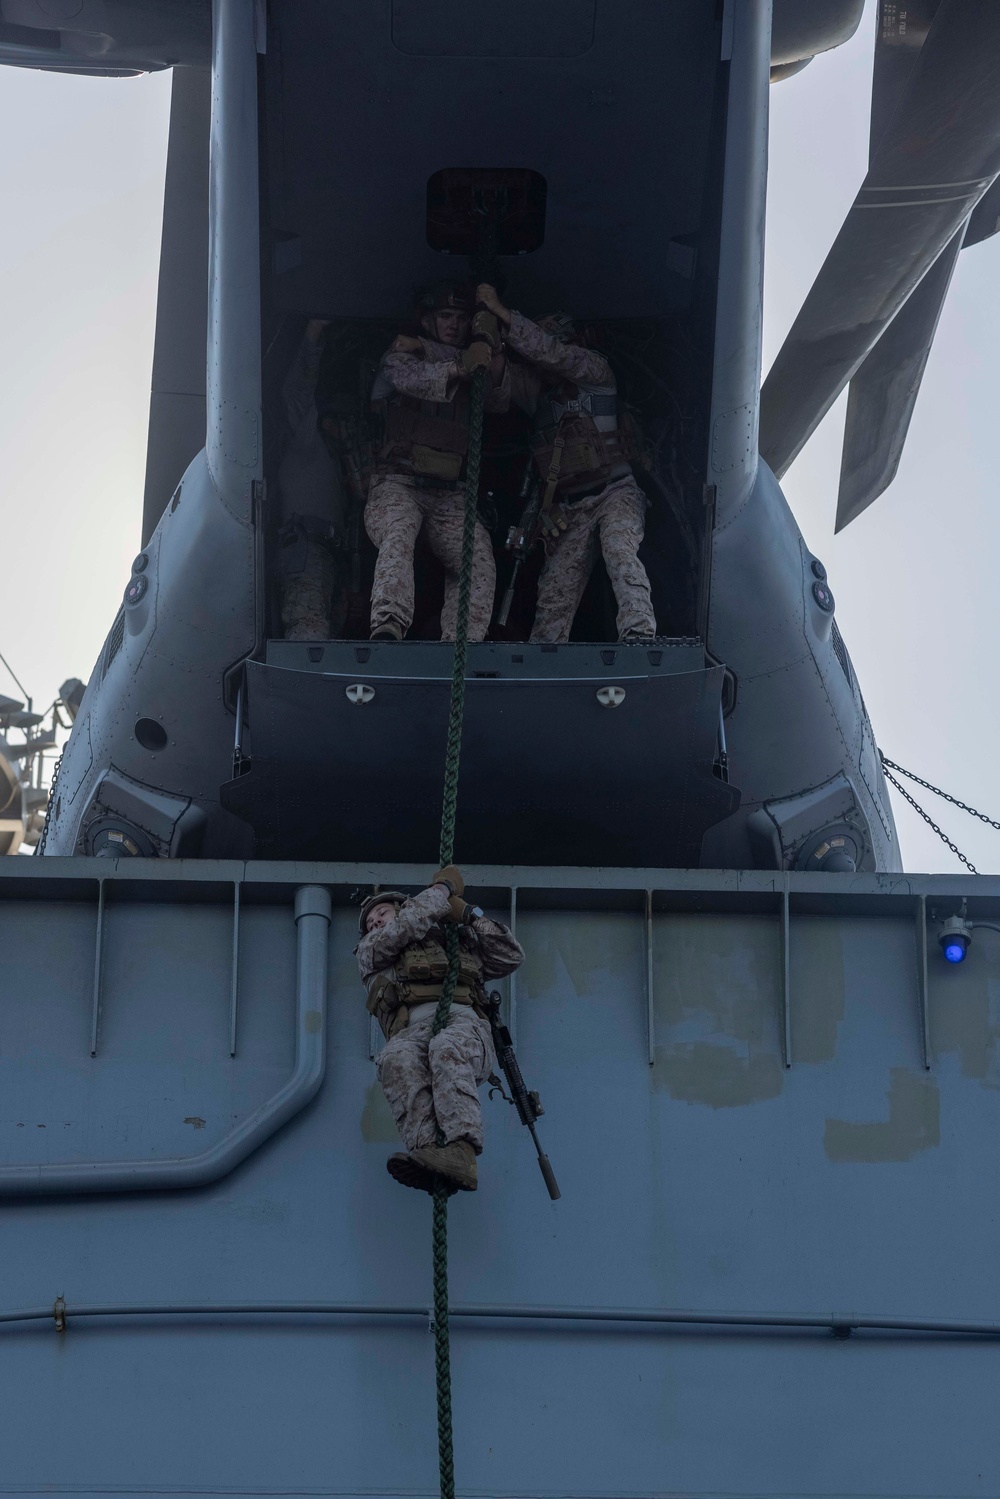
[880,754,1000,831]
[879,761,978,873]
[33,747,64,857]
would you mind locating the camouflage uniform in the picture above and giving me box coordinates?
[356,884,524,1154]
[366,477,496,642]
[276,333,348,640]
[367,338,502,640]
[528,478,652,643]
[502,311,657,643]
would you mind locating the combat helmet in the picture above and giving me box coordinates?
[414,279,475,314]
[358,890,408,935]
[537,311,577,342]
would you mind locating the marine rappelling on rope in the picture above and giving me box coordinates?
[354,334,544,1499]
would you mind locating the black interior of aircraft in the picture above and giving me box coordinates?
[254,0,730,651]
[259,299,708,648]
[256,155,725,649]
[222,2,742,866]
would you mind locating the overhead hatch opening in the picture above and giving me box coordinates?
[257,0,730,652]
[391,0,596,58]
[426,169,548,257]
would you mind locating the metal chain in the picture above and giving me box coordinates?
[879,754,1000,831]
[880,762,978,874]
[33,748,64,857]
[428,363,487,1499]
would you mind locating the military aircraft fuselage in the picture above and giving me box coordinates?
[32,0,898,874]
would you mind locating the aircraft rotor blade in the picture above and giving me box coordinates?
[835,224,964,531]
[760,0,1000,481]
[867,0,941,160]
[964,173,1000,247]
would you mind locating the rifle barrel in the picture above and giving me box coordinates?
[496,561,521,628]
[487,998,560,1199]
[528,1123,561,1201]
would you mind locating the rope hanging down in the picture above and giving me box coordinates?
[427,363,489,1499]
[879,752,1000,874]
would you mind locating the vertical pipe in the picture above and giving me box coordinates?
[916,894,931,1070]
[780,886,791,1068]
[645,890,655,1066]
[0,884,333,1196]
[207,0,263,523]
[90,880,106,1058]
[707,0,773,531]
[229,882,241,1057]
[141,65,211,545]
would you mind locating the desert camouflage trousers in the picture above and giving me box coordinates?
[365,476,496,641]
[376,1007,496,1154]
[530,476,656,643]
[278,536,340,642]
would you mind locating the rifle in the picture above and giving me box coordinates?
[496,459,542,629]
[485,991,561,1200]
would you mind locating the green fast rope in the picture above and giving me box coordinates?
[428,363,487,1499]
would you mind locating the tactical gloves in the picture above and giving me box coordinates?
[457,341,493,374]
[457,306,502,375]
[432,865,464,896]
[539,503,570,540]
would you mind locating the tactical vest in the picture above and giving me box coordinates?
[530,381,635,498]
[365,934,487,1040]
[375,385,471,484]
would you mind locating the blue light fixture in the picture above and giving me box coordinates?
[938,911,972,965]
[937,907,1000,966]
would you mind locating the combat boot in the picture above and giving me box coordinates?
[370,622,403,641]
[386,1152,437,1193]
[408,1140,478,1191]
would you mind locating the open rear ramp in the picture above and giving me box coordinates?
[221,641,739,864]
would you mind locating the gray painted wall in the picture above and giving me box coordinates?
[1,858,998,1497]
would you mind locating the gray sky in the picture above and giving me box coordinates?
[0,65,170,716]
[1,5,996,871]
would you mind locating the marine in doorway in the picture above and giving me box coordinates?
[356,868,524,1192]
[477,284,657,644]
[275,319,349,641]
[366,282,507,642]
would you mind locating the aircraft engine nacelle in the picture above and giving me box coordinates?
[703,461,899,874]
[42,451,257,860]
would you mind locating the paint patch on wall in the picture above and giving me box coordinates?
[652,915,783,1107]
[824,1068,940,1162]
[932,946,1000,1088]
[523,912,636,999]
[361,1081,399,1143]
[656,1040,783,1107]
[790,917,846,1063]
